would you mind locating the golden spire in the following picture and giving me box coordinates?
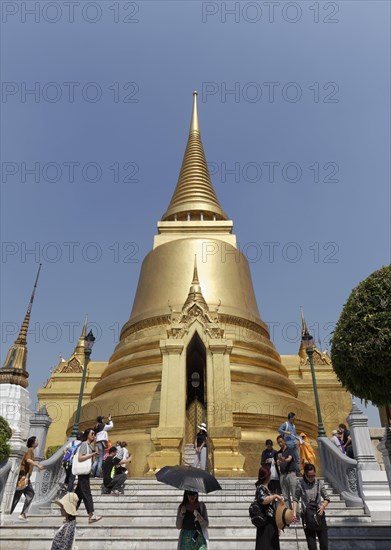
[298,306,309,360]
[183,255,208,310]
[191,254,200,284]
[161,91,228,222]
[0,264,42,387]
[74,316,88,359]
[300,306,309,336]
[15,263,42,345]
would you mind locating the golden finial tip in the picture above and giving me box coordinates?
[193,90,198,96]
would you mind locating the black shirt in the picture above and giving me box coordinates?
[183,507,201,530]
[261,449,278,466]
[278,447,294,474]
[196,431,207,448]
[102,455,121,486]
[256,484,275,518]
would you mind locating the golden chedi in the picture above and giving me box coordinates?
[66,92,327,477]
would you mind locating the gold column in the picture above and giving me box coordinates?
[147,340,185,472]
[208,339,245,473]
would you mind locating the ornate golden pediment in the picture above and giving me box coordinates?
[167,295,223,340]
[299,348,332,367]
[56,356,83,373]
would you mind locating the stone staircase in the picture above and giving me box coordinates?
[183,443,196,466]
[1,478,390,549]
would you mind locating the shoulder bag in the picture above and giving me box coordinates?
[72,446,92,475]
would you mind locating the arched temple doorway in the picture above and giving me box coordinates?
[185,332,206,446]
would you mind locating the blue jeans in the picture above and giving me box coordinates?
[287,444,301,475]
[91,441,105,477]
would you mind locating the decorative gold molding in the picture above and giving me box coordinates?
[299,348,332,367]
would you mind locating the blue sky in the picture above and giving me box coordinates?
[1,1,390,427]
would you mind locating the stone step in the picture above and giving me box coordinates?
[27,511,369,526]
[1,528,390,550]
[42,492,347,506]
[42,502,359,515]
[5,473,389,550]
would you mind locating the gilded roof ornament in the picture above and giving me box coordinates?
[298,308,332,366]
[167,257,223,339]
[298,306,309,360]
[161,91,228,222]
[54,317,88,373]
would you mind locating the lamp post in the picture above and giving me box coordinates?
[302,329,326,437]
[71,330,95,438]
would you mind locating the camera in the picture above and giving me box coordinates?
[191,530,200,542]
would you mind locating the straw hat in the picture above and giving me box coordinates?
[197,423,207,432]
[275,501,293,530]
[54,492,78,516]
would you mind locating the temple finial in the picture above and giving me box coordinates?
[300,306,309,337]
[190,91,200,133]
[81,315,88,338]
[15,263,42,345]
[183,255,207,310]
[298,306,309,360]
[192,255,200,284]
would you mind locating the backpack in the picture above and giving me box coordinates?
[249,500,267,528]
[249,486,268,528]
[62,442,80,466]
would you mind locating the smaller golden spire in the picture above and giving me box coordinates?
[298,306,309,360]
[15,263,42,345]
[183,255,208,310]
[192,254,200,284]
[0,265,42,388]
[300,306,309,337]
[81,315,87,338]
[74,316,88,359]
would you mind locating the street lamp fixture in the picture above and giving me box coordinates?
[191,372,200,388]
[302,328,326,438]
[71,329,95,438]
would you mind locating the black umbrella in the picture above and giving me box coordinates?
[155,465,222,494]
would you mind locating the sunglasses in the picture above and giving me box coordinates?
[187,491,197,496]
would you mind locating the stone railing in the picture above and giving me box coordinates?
[318,436,363,507]
[30,441,69,512]
[0,461,12,509]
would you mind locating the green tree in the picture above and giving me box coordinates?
[0,416,12,462]
[331,266,391,419]
[46,445,62,459]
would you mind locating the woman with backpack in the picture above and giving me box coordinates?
[292,463,330,550]
[254,466,284,550]
[62,431,83,492]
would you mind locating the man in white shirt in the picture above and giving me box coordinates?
[91,415,113,477]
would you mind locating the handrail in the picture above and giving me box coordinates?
[30,439,70,512]
[0,461,12,509]
[318,436,363,507]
